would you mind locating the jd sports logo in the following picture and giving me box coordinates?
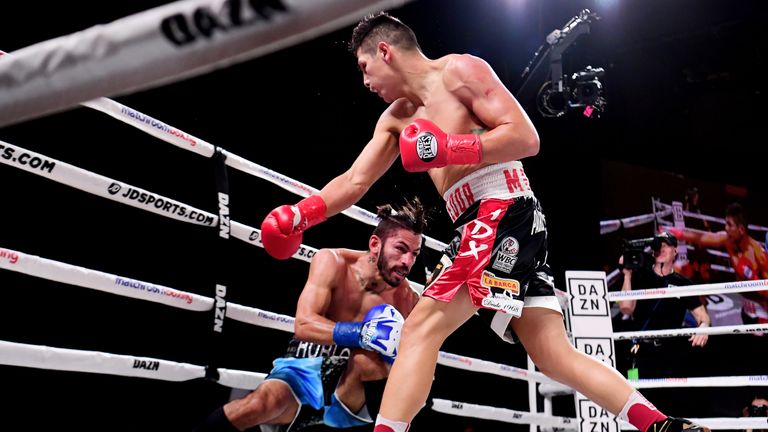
[160,0,289,47]
[108,182,122,195]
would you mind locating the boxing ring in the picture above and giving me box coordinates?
[1,1,767,431]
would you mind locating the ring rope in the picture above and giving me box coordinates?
[0,243,570,429]
[0,0,413,127]
[79,97,449,251]
[3,243,765,392]
[613,323,768,340]
[600,208,673,235]
[607,278,768,301]
[0,339,266,390]
[437,351,561,386]
[5,334,763,431]
[654,200,768,232]
[431,399,768,431]
[600,199,768,236]
[0,138,425,292]
[431,399,577,429]
[0,241,562,385]
[0,245,295,332]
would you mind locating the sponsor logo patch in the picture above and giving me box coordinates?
[480,270,520,295]
[492,236,519,272]
[416,132,438,161]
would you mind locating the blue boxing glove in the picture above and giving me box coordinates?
[332,304,404,364]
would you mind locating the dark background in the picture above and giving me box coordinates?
[1,0,766,430]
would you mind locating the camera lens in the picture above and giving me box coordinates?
[748,405,768,417]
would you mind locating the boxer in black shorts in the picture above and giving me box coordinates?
[259,12,709,432]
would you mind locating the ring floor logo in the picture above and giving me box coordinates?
[107,182,215,225]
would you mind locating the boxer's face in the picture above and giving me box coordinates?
[725,216,744,241]
[376,228,422,286]
[356,44,399,103]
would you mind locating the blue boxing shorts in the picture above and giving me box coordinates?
[259,339,372,432]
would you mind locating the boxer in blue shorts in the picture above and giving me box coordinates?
[194,199,425,431]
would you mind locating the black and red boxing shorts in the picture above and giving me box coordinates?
[425,162,562,342]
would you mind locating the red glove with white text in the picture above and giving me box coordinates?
[261,195,327,260]
[399,118,482,172]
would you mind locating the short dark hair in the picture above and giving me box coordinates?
[726,202,747,227]
[653,231,678,250]
[372,197,427,241]
[349,12,420,55]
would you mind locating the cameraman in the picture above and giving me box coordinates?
[616,232,711,378]
[742,394,768,432]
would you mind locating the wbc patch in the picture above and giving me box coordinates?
[492,236,519,273]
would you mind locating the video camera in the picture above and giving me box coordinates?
[620,232,679,271]
[620,237,655,271]
[747,404,768,417]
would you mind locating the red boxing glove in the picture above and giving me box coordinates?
[399,118,482,172]
[261,195,327,260]
[664,227,684,240]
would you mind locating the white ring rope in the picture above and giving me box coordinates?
[600,209,673,235]
[0,70,449,254]
[613,324,768,340]
[79,97,449,252]
[436,351,561,386]
[431,399,577,429]
[655,200,768,232]
[432,399,768,431]
[607,278,768,301]
[0,137,426,292]
[0,0,413,127]
[0,245,296,332]
[600,200,768,236]
[0,340,266,391]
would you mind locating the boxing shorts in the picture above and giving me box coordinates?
[260,338,372,432]
[425,162,562,343]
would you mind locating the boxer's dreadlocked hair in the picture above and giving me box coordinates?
[349,11,421,55]
[373,197,428,241]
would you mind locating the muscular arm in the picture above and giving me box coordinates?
[319,113,401,217]
[446,54,539,162]
[680,229,728,249]
[293,249,342,344]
